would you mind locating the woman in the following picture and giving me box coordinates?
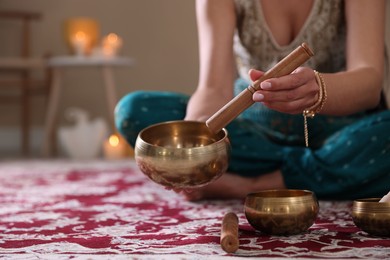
[115,0,390,200]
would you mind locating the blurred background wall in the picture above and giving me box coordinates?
[0,0,198,156]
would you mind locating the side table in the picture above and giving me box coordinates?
[41,55,135,157]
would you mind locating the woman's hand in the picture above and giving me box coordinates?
[250,67,320,114]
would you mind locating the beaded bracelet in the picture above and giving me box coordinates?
[303,70,328,147]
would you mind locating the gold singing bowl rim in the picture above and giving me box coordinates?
[134,120,230,188]
[352,198,390,237]
[246,189,317,202]
[136,120,229,155]
[244,189,319,235]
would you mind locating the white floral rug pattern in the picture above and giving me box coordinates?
[0,160,389,259]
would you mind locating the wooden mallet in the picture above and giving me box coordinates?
[220,212,239,253]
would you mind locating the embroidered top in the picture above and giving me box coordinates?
[231,0,354,144]
[233,0,345,82]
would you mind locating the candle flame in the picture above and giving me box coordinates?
[75,31,87,40]
[107,33,118,43]
[109,134,120,147]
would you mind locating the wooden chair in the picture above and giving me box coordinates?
[0,10,52,156]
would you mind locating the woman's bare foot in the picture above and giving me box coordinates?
[179,169,285,201]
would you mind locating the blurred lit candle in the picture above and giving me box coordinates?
[103,134,128,159]
[102,33,123,57]
[71,31,88,56]
[64,17,99,55]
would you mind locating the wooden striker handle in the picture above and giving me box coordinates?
[206,42,314,133]
[220,212,239,253]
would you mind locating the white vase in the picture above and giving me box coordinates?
[59,107,108,159]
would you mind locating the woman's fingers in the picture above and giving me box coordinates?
[252,67,319,114]
[248,69,265,81]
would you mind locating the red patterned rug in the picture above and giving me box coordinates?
[0,160,389,259]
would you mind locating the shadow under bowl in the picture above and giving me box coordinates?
[352,198,390,237]
[135,120,230,188]
[245,189,319,235]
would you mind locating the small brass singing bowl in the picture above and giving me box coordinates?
[134,120,230,189]
[244,189,319,235]
[352,198,390,237]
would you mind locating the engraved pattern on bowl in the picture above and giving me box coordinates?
[352,198,390,237]
[245,189,319,235]
[135,121,231,188]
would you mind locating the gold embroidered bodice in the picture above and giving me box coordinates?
[233,0,346,82]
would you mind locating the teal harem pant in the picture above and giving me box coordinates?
[115,86,390,200]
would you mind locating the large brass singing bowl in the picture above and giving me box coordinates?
[352,198,390,237]
[245,189,319,235]
[134,121,231,188]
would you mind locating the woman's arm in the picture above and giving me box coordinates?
[323,0,385,115]
[185,0,237,121]
[253,0,385,116]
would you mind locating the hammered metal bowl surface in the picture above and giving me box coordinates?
[244,189,319,235]
[352,198,390,237]
[135,120,230,188]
